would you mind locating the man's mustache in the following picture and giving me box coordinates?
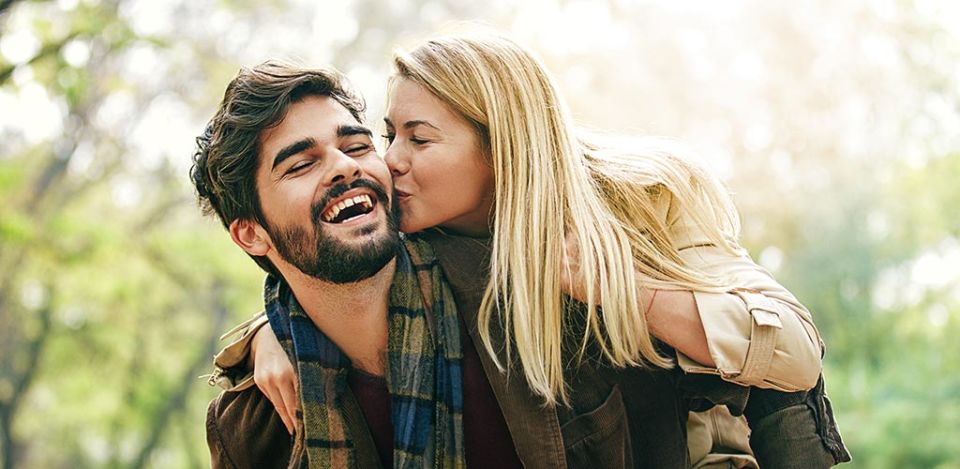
[310,179,391,223]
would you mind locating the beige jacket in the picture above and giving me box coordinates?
[662,193,824,392]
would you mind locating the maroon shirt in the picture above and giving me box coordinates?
[348,326,523,468]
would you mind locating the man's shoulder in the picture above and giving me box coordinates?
[206,387,292,469]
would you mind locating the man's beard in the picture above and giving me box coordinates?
[267,179,400,284]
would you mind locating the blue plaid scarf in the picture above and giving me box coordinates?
[264,236,466,468]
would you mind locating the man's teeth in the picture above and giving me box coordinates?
[323,194,374,222]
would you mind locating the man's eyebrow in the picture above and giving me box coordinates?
[272,137,316,170]
[337,124,373,138]
[270,125,371,171]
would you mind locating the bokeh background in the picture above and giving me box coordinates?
[1,0,958,467]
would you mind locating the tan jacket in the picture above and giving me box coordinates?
[660,192,823,392]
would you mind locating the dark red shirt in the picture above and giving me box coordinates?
[348,327,522,468]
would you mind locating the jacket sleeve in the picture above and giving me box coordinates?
[207,312,269,392]
[207,387,292,469]
[664,195,823,392]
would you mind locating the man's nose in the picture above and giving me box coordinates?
[326,150,362,186]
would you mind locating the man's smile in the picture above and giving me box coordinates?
[313,181,394,231]
[321,190,377,224]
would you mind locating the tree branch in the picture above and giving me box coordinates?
[0,32,79,85]
[0,0,23,17]
[177,411,203,469]
[0,290,54,469]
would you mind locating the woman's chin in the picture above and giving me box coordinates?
[399,219,430,235]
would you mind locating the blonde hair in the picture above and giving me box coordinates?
[393,32,741,405]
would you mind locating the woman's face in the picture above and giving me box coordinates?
[383,78,495,236]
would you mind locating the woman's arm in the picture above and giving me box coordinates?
[656,191,822,391]
[664,246,822,392]
[641,288,715,368]
[211,313,299,433]
[561,197,822,391]
[669,241,823,391]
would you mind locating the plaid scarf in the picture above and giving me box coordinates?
[264,236,466,469]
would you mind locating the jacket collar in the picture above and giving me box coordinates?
[423,230,567,469]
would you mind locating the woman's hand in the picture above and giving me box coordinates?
[560,231,593,304]
[559,231,715,367]
[250,325,299,434]
[560,231,643,304]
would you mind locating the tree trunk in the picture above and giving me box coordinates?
[129,283,229,469]
[0,299,53,469]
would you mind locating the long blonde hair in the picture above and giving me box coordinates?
[393,32,741,405]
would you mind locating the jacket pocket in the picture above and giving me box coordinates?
[560,384,632,468]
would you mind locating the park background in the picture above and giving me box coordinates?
[1,0,958,467]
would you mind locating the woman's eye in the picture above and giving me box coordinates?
[380,133,427,145]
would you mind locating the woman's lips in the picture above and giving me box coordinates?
[394,188,412,200]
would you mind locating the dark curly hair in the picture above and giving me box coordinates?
[190,61,366,275]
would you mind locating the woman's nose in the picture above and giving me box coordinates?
[384,144,409,176]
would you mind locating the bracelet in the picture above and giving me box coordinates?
[645,289,659,316]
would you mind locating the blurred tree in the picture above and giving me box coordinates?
[0,1,259,467]
[1,0,957,467]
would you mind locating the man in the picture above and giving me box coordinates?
[193,62,516,468]
[193,62,847,469]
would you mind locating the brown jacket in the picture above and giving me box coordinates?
[207,232,761,468]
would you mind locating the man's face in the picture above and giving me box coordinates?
[253,95,398,283]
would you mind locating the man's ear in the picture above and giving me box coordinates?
[229,218,271,257]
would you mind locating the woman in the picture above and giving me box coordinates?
[213,31,847,467]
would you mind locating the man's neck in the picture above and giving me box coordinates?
[280,258,397,376]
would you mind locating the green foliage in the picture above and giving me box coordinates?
[755,152,960,468]
[0,0,957,467]
[0,1,270,467]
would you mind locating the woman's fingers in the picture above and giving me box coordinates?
[278,374,301,434]
[252,326,299,434]
[271,385,294,434]
[560,231,590,302]
[256,366,294,433]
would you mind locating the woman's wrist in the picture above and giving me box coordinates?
[247,325,265,370]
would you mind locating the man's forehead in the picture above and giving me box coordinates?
[266,96,358,138]
[258,97,364,157]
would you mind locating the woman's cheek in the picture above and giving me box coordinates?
[398,205,426,234]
